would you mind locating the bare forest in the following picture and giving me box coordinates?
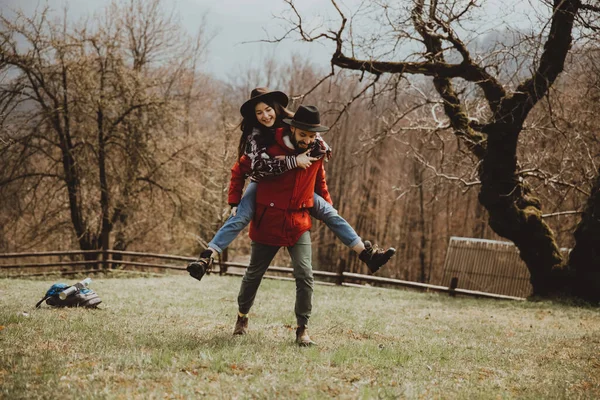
[1,0,599,303]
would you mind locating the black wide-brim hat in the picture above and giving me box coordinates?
[240,87,289,117]
[283,105,329,132]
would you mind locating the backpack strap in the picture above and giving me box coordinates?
[35,295,51,308]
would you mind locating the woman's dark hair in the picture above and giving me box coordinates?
[237,98,294,160]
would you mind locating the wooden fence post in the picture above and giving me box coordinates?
[336,258,345,286]
[102,249,109,270]
[449,277,458,297]
[220,248,229,275]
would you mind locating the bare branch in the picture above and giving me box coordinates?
[542,210,583,218]
[327,74,380,128]
[509,0,580,122]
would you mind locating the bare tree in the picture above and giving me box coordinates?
[0,0,210,258]
[541,46,600,303]
[277,0,600,301]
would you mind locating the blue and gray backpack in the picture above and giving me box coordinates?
[35,282,102,308]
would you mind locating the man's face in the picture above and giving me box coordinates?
[291,127,317,151]
[254,102,276,128]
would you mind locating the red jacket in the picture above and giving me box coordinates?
[245,128,332,246]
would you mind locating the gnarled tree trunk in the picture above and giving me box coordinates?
[568,168,600,303]
[479,124,564,296]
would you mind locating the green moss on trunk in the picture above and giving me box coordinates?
[478,125,565,296]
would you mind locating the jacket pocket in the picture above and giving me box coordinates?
[253,204,287,238]
[254,204,268,229]
[292,209,311,231]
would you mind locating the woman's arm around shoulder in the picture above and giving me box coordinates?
[246,128,297,178]
[311,133,332,161]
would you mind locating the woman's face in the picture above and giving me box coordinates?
[254,102,277,128]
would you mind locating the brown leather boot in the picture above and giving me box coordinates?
[295,325,316,346]
[233,315,248,335]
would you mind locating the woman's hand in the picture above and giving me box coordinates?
[230,206,238,217]
[296,150,319,170]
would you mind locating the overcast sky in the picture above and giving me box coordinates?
[1,0,538,82]
[0,0,355,81]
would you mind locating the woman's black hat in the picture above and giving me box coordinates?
[240,87,289,117]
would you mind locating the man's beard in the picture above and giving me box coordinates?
[290,134,310,154]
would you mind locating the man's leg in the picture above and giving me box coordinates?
[234,240,279,334]
[287,231,316,346]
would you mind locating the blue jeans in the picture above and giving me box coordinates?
[208,182,361,253]
[208,182,258,253]
[310,194,361,248]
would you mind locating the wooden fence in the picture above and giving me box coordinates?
[0,248,526,301]
[440,237,570,298]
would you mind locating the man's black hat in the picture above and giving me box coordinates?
[283,105,329,132]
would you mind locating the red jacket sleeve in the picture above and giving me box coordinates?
[228,156,252,206]
[314,161,333,205]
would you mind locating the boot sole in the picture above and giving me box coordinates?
[296,340,316,347]
[368,248,397,273]
[186,263,206,281]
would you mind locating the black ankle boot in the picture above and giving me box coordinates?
[186,249,213,281]
[359,241,396,273]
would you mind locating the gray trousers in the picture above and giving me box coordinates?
[237,231,314,326]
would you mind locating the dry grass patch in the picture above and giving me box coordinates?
[0,274,599,399]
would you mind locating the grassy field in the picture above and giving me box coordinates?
[0,273,599,399]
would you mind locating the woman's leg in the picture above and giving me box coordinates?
[188,182,259,282]
[310,193,397,273]
[208,181,257,254]
[309,193,362,249]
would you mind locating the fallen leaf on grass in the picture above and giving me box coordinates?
[229,364,246,374]
[181,368,198,376]
[478,368,494,380]
[573,380,593,391]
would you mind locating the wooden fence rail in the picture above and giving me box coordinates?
[0,249,526,301]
